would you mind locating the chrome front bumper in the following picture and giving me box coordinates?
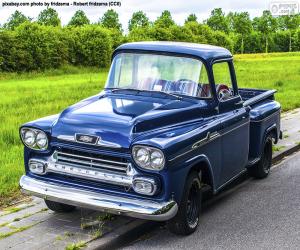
[19,175,178,221]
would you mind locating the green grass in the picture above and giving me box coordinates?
[0,66,107,206]
[234,52,300,111]
[1,52,300,205]
[65,241,87,250]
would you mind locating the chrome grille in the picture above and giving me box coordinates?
[54,149,129,174]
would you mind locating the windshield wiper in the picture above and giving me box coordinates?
[110,88,139,93]
[148,90,182,100]
[109,88,182,100]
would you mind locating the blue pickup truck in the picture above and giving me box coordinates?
[19,42,281,235]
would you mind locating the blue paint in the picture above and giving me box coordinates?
[20,42,281,208]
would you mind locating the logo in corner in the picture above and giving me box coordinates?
[75,134,99,145]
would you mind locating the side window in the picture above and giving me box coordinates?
[198,64,212,98]
[213,62,234,101]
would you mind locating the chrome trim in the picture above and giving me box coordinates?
[170,121,249,162]
[56,151,128,166]
[46,163,133,186]
[20,127,49,151]
[192,132,220,149]
[57,135,122,148]
[57,135,75,141]
[132,176,158,196]
[31,150,136,186]
[215,169,247,193]
[132,145,165,171]
[97,140,122,149]
[28,147,137,187]
[169,131,221,162]
[20,175,178,221]
[75,133,99,145]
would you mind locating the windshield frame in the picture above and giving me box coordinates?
[105,50,214,100]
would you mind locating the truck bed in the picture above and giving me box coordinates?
[239,88,277,107]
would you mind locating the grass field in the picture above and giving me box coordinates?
[1,52,300,206]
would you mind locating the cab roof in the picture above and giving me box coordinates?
[114,41,232,62]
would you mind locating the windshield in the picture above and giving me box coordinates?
[106,53,212,98]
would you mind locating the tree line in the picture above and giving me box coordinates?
[1,8,300,71]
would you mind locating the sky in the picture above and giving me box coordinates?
[0,0,299,30]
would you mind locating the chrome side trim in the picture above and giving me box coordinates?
[169,131,221,162]
[97,140,122,149]
[57,135,122,148]
[169,120,249,162]
[20,175,178,221]
[57,135,75,141]
[192,132,220,149]
[215,169,247,193]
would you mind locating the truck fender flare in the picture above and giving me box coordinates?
[265,123,278,143]
[185,154,215,191]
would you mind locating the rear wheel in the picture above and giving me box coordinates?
[248,135,273,179]
[167,172,202,235]
[44,200,76,213]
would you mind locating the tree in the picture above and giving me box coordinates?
[253,10,277,53]
[37,8,61,26]
[128,11,149,31]
[99,9,122,31]
[206,8,229,33]
[154,10,175,28]
[185,14,197,24]
[277,14,300,51]
[3,11,31,30]
[68,10,90,26]
[228,12,252,53]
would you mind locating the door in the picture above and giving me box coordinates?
[212,60,250,186]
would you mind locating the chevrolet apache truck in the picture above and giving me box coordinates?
[19,42,281,235]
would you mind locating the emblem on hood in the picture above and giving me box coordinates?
[75,134,99,145]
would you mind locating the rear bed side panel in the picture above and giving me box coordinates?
[248,100,281,160]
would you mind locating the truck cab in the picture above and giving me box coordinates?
[19,42,281,235]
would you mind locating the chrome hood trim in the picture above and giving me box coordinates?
[57,135,122,148]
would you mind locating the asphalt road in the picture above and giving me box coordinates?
[123,151,300,250]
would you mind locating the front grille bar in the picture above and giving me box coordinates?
[56,151,128,166]
[57,155,127,172]
[31,150,137,187]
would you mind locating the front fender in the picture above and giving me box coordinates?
[168,154,215,204]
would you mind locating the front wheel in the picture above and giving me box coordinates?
[44,200,76,213]
[248,135,273,179]
[167,172,202,235]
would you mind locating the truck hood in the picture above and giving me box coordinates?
[52,93,211,149]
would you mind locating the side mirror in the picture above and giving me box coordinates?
[218,96,242,112]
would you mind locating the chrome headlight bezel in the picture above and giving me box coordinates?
[132,145,165,171]
[20,127,49,150]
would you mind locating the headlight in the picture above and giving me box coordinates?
[36,131,48,149]
[20,127,48,150]
[132,146,165,170]
[24,130,36,146]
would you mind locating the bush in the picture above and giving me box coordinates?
[271,31,291,52]
[0,30,31,72]
[1,21,300,72]
[16,23,68,70]
[0,23,114,71]
[67,25,112,67]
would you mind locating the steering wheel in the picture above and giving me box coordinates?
[175,79,198,96]
[217,84,231,101]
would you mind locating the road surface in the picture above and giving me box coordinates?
[124,151,300,250]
